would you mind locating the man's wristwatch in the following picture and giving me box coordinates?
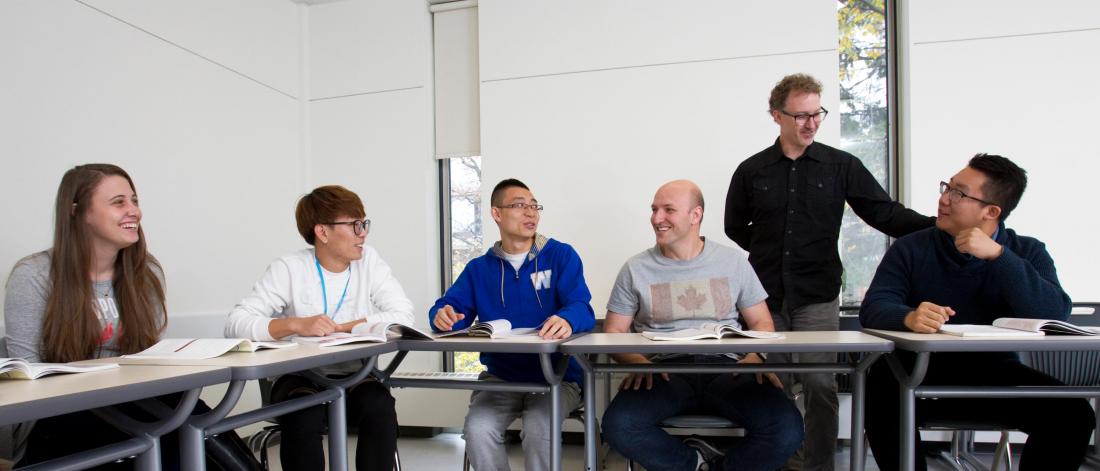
[753,352,768,362]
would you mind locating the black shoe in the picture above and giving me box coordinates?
[684,436,724,470]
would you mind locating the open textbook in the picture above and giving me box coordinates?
[939,318,1100,337]
[0,358,119,380]
[123,338,297,360]
[296,322,434,347]
[435,319,540,339]
[642,322,785,341]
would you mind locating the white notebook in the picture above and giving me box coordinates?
[123,338,297,360]
[0,358,119,380]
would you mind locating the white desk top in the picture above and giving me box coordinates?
[95,341,398,380]
[559,331,894,354]
[863,328,1100,352]
[0,364,229,424]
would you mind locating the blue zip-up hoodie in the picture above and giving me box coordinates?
[429,234,595,385]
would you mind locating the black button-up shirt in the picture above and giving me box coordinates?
[724,140,935,312]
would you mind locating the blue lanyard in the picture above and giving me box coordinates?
[315,256,351,316]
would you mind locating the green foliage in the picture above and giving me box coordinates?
[837,0,891,306]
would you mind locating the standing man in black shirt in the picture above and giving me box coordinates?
[724,73,934,471]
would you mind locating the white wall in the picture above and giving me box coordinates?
[905,0,1100,302]
[0,0,452,429]
[478,0,838,316]
[306,0,455,427]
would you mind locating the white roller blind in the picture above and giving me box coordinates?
[432,0,479,159]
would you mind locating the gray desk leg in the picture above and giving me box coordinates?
[327,387,348,471]
[577,355,598,471]
[850,352,883,471]
[887,352,929,471]
[91,388,203,471]
[180,379,247,471]
[539,353,569,471]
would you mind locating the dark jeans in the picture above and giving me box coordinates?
[866,351,1095,471]
[602,356,805,471]
[19,393,210,470]
[271,374,397,471]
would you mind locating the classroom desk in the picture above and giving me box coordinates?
[862,329,1100,471]
[559,332,893,471]
[0,364,230,471]
[377,336,574,471]
[117,341,398,471]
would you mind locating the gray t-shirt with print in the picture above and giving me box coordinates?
[4,251,123,363]
[607,239,768,335]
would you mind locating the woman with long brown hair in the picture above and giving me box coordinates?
[2,164,255,470]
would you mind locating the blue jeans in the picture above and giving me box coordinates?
[603,357,804,471]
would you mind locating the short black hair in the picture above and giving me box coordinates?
[968,153,1027,221]
[490,178,530,207]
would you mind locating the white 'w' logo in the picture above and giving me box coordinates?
[530,270,552,290]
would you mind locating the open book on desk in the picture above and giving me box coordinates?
[939,318,1100,337]
[642,322,785,341]
[296,322,434,347]
[123,338,297,360]
[434,319,540,339]
[1,358,119,380]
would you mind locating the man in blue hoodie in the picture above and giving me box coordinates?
[860,154,1095,470]
[430,178,595,471]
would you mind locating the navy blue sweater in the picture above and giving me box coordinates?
[860,224,1071,331]
[430,235,595,385]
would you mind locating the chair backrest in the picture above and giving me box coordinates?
[1020,302,1100,387]
[1069,303,1100,326]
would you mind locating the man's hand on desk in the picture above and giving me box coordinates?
[539,315,572,339]
[433,305,466,331]
[293,314,339,337]
[739,352,783,389]
[904,301,956,333]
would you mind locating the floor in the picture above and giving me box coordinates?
[259,432,1100,470]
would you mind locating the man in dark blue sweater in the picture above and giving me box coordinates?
[860,154,1094,470]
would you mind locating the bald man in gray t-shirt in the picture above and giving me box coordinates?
[601,180,803,471]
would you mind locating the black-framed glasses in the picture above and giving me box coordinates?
[326,219,371,235]
[495,202,544,212]
[939,182,997,206]
[778,107,828,125]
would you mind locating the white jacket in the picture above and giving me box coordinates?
[225,247,415,341]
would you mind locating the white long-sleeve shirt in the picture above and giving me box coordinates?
[225,247,415,341]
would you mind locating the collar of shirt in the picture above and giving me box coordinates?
[766,138,835,164]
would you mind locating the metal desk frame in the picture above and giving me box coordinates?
[1,365,230,471]
[864,329,1100,471]
[118,341,399,471]
[559,331,893,471]
[377,337,572,471]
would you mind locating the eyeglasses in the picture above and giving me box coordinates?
[495,202,544,212]
[778,107,829,125]
[326,219,371,235]
[939,182,997,206]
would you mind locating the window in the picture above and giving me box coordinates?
[837,0,893,306]
[443,156,486,373]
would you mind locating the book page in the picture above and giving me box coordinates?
[939,324,1043,337]
[124,338,248,360]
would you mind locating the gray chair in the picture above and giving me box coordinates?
[1019,302,1100,465]
[625,415,741,471]
[921,303,1100,471]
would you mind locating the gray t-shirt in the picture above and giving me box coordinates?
[4,251,122,363]
[607,238,768,335]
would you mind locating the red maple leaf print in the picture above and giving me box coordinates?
[676,285,708,315]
